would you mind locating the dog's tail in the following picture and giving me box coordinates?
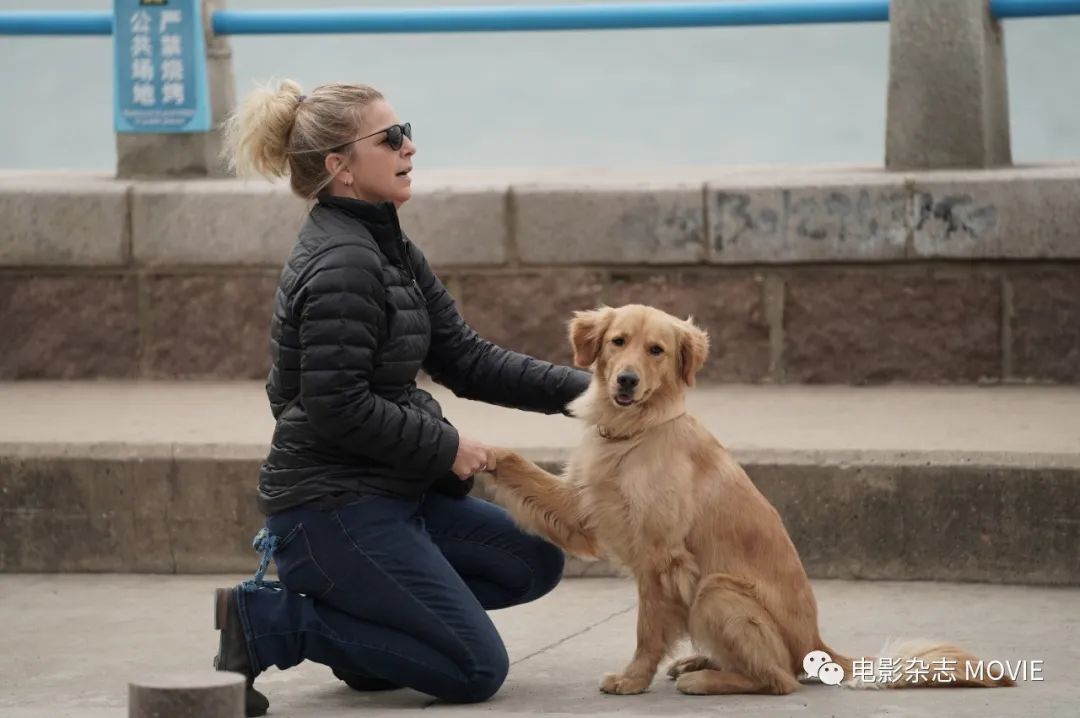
[819,639,1015,690]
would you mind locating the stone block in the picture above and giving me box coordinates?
[1008,270,1080,382]
[514,184,705,264]
[0,178,130,267]
[0,455,173,572]
[167,455,267,572]
[0,275,140,379]
[911,173,1080,259]
[129,671,244,718]
[399,188,508,267]
[886,0,1010,169]
[783,270,1001,383]
[131,181,308,266]
[142,272,278,378]
[707,182,909,263]
[458,270,608,367]
[747,460,1080,584]
[607,272,770,382]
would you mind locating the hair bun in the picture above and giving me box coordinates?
[222,78,305,179]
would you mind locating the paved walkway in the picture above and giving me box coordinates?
[0,575,1076,717]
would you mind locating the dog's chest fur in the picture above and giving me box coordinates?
[573,435,699,592]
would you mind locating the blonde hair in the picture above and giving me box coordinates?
[222,78,384,199]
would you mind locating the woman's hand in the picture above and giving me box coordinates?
[451,434,493,480]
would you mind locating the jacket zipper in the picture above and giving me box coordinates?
[401,237,420,290]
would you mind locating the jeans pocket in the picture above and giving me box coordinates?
[272,523,335,598]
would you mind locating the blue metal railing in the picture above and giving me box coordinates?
[211,1,890,35]
[3,0,1080,37]
[994,0,1080,17]
[0,10,111,36]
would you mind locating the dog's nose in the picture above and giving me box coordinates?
[617,372,639,390]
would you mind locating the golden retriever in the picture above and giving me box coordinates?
[481,304,1014,696]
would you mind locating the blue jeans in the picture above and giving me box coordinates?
[236,492,565,703]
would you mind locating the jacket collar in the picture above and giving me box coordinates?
[317,195,405,260]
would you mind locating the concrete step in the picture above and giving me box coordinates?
[1,381,1078,583]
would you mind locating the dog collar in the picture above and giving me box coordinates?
[597,425,639,441]
[596,412,687,442]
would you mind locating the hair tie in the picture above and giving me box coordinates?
[296,95,307,103]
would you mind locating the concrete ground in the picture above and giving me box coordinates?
[0,575,1077,717]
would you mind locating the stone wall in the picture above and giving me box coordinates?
[2,166,1078,383]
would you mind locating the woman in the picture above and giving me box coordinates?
[214,79,589,717]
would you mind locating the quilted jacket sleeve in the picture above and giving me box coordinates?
[295,240,459,477]
[408,239,591,415]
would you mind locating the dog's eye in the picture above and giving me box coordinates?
[612,337,625,347]
[649,345,664,356]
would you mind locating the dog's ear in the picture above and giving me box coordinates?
[569,307,615,368]
[678,320,710,386]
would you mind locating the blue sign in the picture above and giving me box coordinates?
[114,0,211,133]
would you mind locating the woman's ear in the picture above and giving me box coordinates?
[678,319,710,386]
[324,153,352,186]
[569,307,615,369]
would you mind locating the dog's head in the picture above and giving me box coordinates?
[569,304,709,410]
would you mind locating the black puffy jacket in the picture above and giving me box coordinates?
[258,196,590,514]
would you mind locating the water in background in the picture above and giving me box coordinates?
[2,0,1078,171]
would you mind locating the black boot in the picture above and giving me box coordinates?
[214,587,270,717]
[332,667,400,692]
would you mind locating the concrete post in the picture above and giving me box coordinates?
[885,0,1011,170]
[116,0,236,179]
[129,671,244,717]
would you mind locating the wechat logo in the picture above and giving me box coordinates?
[803,650,845,686]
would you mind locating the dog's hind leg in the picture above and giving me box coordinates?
[679,573,799,696]
[666,654,717,679]
[675,669,774,695]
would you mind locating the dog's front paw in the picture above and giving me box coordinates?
[488,447,521,475]
[599,672,651,695]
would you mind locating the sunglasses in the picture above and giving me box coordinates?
[337,122,412,152]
